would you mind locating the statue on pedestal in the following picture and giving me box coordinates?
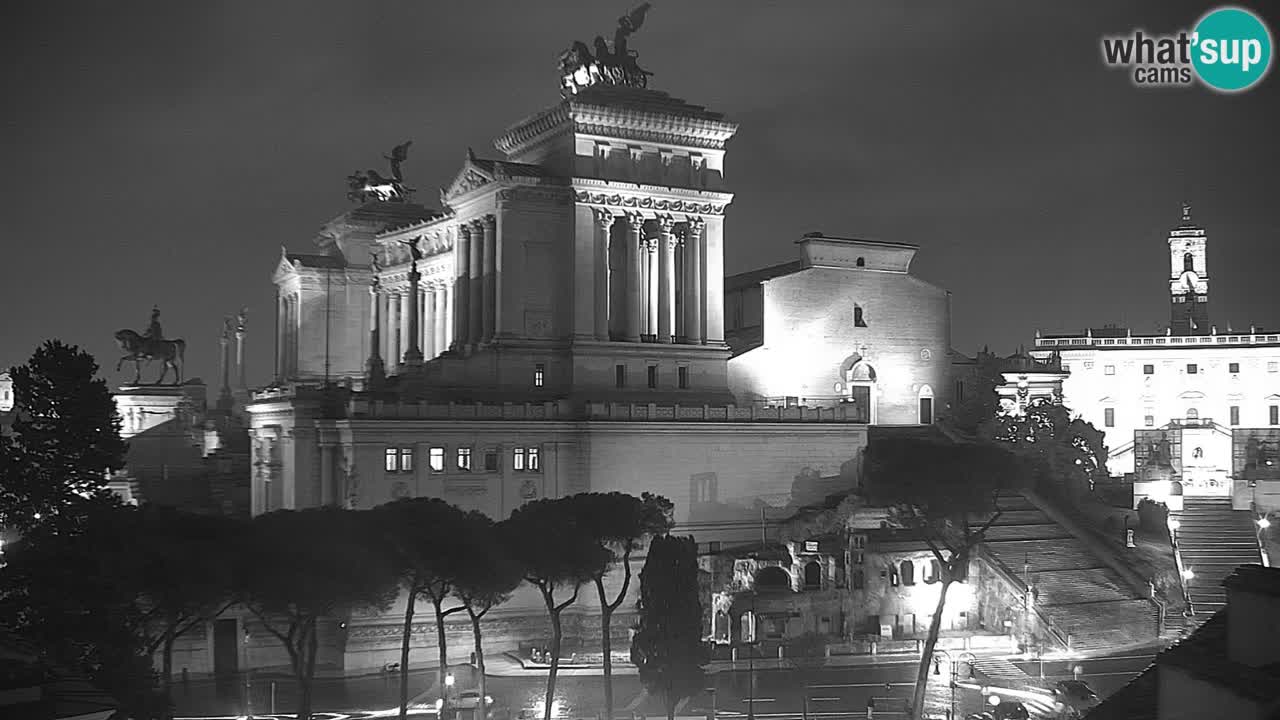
[348,141,415,203]
[560,4,654,97]
[114,306,187,385]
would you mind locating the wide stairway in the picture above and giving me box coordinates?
[1173,497,1264,620]
[981,492,1158,653]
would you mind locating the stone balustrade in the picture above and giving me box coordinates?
[1037,331,1280,348]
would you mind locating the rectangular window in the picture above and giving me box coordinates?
[513,447,526,471]
[1144,415,1154,427]
[398,448,413,472]
[1104,408,1115,427]
[1104,365,1115,375]
[615,364,626,388]
[385,448,398,472]
[954,380,964,404]
[1187,363,1198,374]
[457,447,472,471]
[804,540,818,552]
[678,366,689,389]
[429,447,445,472]
[1270,362,1279,373]
[647,365,658,389]
[534,363,545,388]
[1062,363,1070,372]
[1083,362,1094,369]
[484,452,499,472]
[1229,362,1240,373]
[1143,364,1154,375]
[1271,406,1279,426]
[1230,406,1240,426]
[528,446,540,472]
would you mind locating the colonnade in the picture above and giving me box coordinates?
[599,210,707,344]
[375,282,454,366]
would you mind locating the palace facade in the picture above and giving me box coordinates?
[1030,207,1280,512]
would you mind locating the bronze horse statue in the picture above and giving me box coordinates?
[114,329,186,385]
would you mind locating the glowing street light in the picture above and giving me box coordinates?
[1168,519,1181,532]
[445,674,455,688]
[1182,568,1195,581]
[1258,517,1271,530]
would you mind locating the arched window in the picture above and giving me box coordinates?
[854,305,868,328]
[1187,408,1200,420]
[918,385,935,425]
[804,561,822,590]
[856,257,866,267]
[714,610,730,642]
[1184,252,1194,271]
[925,559,941,584]
[900,560,916,586]
[755,566,791,591]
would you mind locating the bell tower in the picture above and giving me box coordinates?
[1169,202,1210,335]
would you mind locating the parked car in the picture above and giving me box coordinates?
[1054,680,1100,709]
[991,700,1030,720]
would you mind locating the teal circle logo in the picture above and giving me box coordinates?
[1192,6,1273,92]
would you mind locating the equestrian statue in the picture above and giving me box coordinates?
[114,306,186,385]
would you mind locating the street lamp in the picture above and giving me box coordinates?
[932,649,956,720]
[444,673,456,719]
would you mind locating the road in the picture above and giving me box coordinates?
[174,651,1157,720]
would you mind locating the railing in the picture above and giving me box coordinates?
[584,401,869,423]
[1169,519,1196,617]
[1037,332,1280,348]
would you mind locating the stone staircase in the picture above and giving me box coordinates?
[1172,497,1263,620]
[981,493,1159,653]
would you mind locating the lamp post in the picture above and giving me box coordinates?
[1257,515,1271,566]
[932,649,955,720]
[746,590,757,720]
[444,673,456,720]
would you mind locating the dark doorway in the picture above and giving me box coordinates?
[847,385,871,423]
[919,397,933,425]
[213,619,239,678]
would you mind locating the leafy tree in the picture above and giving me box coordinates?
[452,512,523,720]
[947,349,1005,434]
[630,534,708,720]
[1,341,127,531]
[504,497,610,720]
[240,508,399,720]
[982,397,1108,498]
[375,498,472,720]
[572,492,673,720]
[863,436,1021,720]
[0,498,169,719]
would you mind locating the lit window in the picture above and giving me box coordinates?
[457,447,472,471]
[804,540,819,552]
[398,448,413,472]
[534,363,545,388]
[513,447,526,471]
[1104,408,1115,427]
[1084,362,1094,369]
[528,446,540,472]
[1230,406,1240,426]
[385,448,398,472]
[429,447,445,472]
[1187,363,1198,374]
[1143,364,1154,374]
[1229,362,1240,373]
[647,365,658,389]
[1061,364,1070,372]
[1145,415,1154,427]
[1104,365,1115,375]
[615,364,626,388]
[678,366,689,389]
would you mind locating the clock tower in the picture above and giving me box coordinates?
[1169,203,1210,335]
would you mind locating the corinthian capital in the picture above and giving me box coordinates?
[658,215,676,235]
[593,208,616,230]
[483,214,496,230]
[626,212,646,232]
[685,215,706,236]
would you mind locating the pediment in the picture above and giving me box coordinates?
[272,248,300,284]
[1267,394,1280,402]
[442,157,495,201]
[1179,391,1207,400]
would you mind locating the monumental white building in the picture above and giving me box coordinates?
[1031,206,1280,513]
[227,16,960,678]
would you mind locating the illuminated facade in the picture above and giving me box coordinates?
[726,234,953,425]
[1030,207,1280,512]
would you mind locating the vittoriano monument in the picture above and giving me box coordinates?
[559,3,654,97]
[347,141,414,203]
[114,306,187,385]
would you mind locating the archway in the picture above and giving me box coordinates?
[755,566,791,591]
[918,384,935,425]
[803,561,822,590]
[839,355,877,423]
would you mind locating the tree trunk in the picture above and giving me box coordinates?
[399,589,416,720]
[296,618,319,720]
[161,627,176,720]
[596,578,615,720]
[544,603,563,720]
[470,611,487,720]
[433,597,449,691]
[911,579,952,720]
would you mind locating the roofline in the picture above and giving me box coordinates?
[795,234,919,250]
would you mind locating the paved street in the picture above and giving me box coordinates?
[174,650,1158,719]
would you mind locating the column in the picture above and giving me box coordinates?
[444,283,454,350]
[235,313,247,391]
[381,291,393,364]
[434,286,447,358]
[400,288,415,365]
[625,214,643,342]
[658,216,676,343]
[285,295,297,377]
[646,239,659,339]
[482,215,497,342]
[684,217,704,344]
[366,283,385,384]
[386,291,399,364]
[404,265,423,367]
[454,225,471,348]
[275,290,286,379]
[468,220,484,346]
[422,286,435,358]
[704,217,725,344]
[594,209,613,341]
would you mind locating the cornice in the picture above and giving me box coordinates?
[494,104,573,156]
[571,179,733,217]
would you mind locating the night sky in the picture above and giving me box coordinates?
[3,1,1278,389]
